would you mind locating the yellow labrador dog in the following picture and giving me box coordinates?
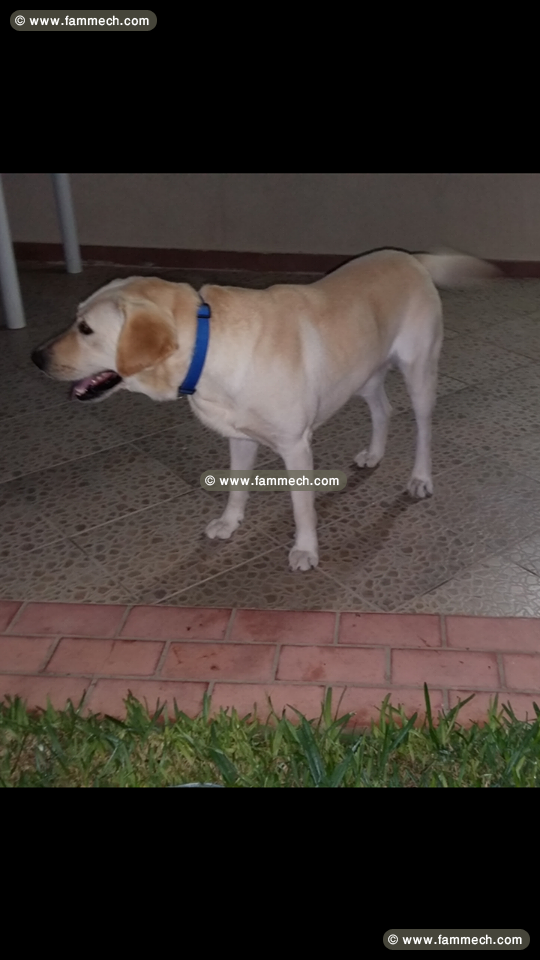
[31,248,496,571]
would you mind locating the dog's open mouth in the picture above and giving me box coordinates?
[71,370,123,402]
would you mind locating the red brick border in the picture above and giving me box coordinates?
[1,601,539,725]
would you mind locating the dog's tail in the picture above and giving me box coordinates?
[414,248,501,287]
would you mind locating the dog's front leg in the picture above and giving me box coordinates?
[206,437,258,540]
[280,438,318,572]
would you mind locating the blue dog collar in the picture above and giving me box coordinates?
[178,302,211,396]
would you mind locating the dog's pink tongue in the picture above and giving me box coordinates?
[71,376,95,399]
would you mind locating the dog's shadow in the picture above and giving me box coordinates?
[315,458,422,569]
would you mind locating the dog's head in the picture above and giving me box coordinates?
[31,277,199,402]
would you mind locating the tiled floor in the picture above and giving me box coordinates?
[3,264,540,614]
[1,601,539,726]
[2,264,540,722]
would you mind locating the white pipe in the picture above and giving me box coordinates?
[52,173,82,273]
[0,175,26,329]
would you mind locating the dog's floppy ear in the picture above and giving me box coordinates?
[116,303,178,378]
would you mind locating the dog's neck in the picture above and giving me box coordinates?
[186,284,254,403]
[177,302,211,396]
[124,283,201,401]
[125,282,253,404]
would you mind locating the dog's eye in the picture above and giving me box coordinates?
[78,320,93,335]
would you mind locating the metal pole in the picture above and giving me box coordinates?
[0,175,26,329]
[51,173,82,273]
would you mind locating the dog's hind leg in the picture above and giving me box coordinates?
[354,366,392,469]
[397,319,442,499]
[206,437,258,539]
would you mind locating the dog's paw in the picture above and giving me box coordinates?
[205,517,240,540]
[289,547,319,571]
[355,449,382,469]
[407,476,433,499]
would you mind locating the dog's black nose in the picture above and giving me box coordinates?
[31,347,47,371]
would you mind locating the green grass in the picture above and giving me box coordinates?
[0,685,539,787]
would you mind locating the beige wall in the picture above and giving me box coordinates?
[3,173,540,260]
